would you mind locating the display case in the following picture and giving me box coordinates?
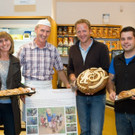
[0,16,57,89]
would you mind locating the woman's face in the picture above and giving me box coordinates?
[0,38,11,53]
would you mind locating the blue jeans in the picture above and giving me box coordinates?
[0,103,15,135]
[76,94,106,135]
[115,112,135,135]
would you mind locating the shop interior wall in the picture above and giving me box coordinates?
[0,0,56,20]
[0,1,134,28]
[56,2,135,27]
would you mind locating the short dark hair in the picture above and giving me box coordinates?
[120,26,135,37]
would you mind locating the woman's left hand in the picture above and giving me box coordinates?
[20,95,25,104]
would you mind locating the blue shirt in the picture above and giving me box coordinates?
[79,38,93,63]
[109,55,135,74]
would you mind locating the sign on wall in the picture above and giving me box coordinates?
[14,0,36,12]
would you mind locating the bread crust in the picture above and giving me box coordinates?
[0,87,30,97]
[76,67,108,94]
[118,89,135,99]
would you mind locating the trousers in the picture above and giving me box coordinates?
[76,94,106,135]
[0,103,15,135]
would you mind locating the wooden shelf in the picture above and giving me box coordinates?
[0,16,51,20]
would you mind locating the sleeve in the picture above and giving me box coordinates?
[53,48,64,71]
[67,47,75,76]
[109,58,115,74]
[16,45,26,67]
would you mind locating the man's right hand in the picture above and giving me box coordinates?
[109,91,116,101]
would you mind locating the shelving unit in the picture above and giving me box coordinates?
[57,24,122,59]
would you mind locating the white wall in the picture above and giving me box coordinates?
[56,2,135,27]
[51,0,57,20]
[0,1,134,27]
[0,0,54,18]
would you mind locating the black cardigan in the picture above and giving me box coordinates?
[0,55,25,135]
[67,38,110,96]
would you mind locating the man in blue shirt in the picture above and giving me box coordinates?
[107,26,135,135]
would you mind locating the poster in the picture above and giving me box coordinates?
[26,89,78,135]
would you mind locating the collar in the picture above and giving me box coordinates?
[79,38,93,51]
[31,39,52,50]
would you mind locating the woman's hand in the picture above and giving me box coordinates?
[20,95,25,104]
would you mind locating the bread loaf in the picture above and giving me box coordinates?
[118,88,135,99]
[0,87,30,97]
[76,67,108,94]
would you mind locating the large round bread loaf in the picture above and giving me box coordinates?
[76,67,108,94]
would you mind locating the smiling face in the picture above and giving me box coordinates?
[35,24,51,47]
[120,31,135,53]
[0,32,14,56]
[0,37,12,54]
[75,23,91,44]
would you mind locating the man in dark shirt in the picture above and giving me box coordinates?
[68,19,110,135]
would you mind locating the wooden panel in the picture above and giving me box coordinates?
[0,16,51,20]
[48,18,58,89]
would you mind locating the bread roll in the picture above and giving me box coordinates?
[118,90,132,99]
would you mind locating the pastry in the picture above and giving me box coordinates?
[129,89,135,95]
[0,87,30,97]
[118,90,132,99]
[76,67,108,94]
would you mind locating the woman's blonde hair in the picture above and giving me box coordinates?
[0,31,14,55]
[75,19,91,30]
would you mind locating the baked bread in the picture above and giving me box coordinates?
[76,67,108,94]
[118,89,135,99]
[129,89,135,95]
[0,87,30,97]
[118,91,132,99]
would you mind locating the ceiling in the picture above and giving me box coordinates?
[56,0,135,2]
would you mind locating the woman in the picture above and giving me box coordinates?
[0,31,25,135]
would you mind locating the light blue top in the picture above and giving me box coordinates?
[0,60,11,104]
[79,38,93,63]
